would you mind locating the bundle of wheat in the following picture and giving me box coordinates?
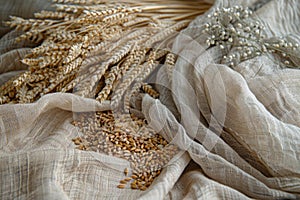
[1,0,211,106]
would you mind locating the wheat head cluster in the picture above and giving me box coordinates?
[0,0,211,190]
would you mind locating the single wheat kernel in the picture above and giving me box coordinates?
[131,175,138,179]
[140,186,147,191]
[124,168,129,176]
[74,139,81,145]
[130,183,138,189]
[117,184,126,189]
[124,177,132,181]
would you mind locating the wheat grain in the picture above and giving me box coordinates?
[38,55,62,69]
[122,49,167,112]
[71,111,179,190]
[111,62,145,109]
[76,42,134,97]
[98,44,150,101]
[31,43,71,56]
[0,78,17,98]
[45,66,79,94]
[96,67,117,102]
[35,11,75,20]
[60,79,77,92]
[62,57,83,74]
[52,0,108,5]
[117,184,126,189]
[141,84,159,98]
[145,20,189,47]
[54,4,86,14]
[55,71,78,92]
[63,43,83,64]
[165,52,176,81]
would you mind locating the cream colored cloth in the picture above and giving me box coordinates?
[0,0,53,37]
[0,0,299,199]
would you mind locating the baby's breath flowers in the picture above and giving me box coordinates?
[203,6,300,68]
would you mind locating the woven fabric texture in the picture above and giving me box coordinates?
[0,0,299,199]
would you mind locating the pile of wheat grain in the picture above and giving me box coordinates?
[72,111,179,190]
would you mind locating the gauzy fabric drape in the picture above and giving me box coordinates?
[0,0,299,199]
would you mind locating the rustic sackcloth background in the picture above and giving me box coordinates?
[0,0,299,199]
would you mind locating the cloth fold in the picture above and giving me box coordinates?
[0,0,300,199]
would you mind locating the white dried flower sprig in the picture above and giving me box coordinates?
[203,6,300,68]
[263,36,300,67]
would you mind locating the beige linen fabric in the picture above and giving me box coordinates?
[0,0,300,199]
[0,0,53,37]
